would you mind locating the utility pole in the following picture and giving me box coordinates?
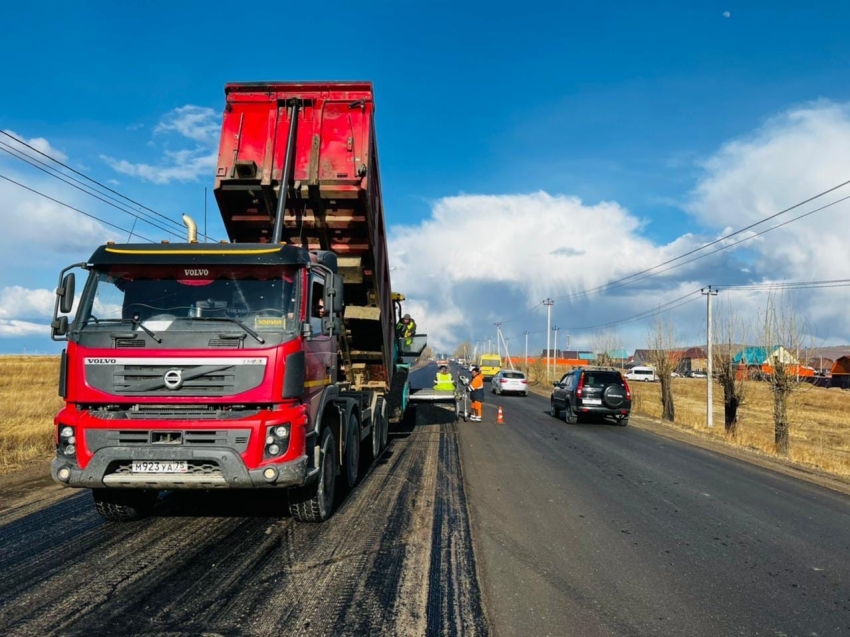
[524,330,529,373]
[495,322,502,358]
[552,326,560,373]
[702,286,718,428]
[543,298,554,381]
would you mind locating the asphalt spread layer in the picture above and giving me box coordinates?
[0,375,488,636]
[460,370,850,636]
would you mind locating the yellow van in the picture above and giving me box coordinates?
[479,355,502,379]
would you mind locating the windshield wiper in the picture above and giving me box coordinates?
[173,317,265,344]
[85,317,162,343]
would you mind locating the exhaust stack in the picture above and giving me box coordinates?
[182,214,198,243]
[183,215,198,243]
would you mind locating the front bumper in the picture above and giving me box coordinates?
[51,447,309,489]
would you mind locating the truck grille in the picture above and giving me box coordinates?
[84,358,266,397]
[116,364,236,395]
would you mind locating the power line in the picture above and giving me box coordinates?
[504,289,703,342]
[0,129,217,241]
[0,172,154,242]
[561,290,703,332]
[715,278,850,291]
[595,193,850,294]
[497,178,850,324]
[549,178,850,303]
[0,142,183,239]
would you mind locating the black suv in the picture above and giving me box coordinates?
[550,367,631,426]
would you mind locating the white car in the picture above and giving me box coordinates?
[491,370,528,396]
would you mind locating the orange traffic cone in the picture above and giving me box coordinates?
[496,406,504,424]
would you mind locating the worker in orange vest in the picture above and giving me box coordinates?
[468,367,484,422]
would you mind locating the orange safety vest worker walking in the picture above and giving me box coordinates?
[468,367,484,422]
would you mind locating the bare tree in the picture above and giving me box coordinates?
[592,329,622,367]
[713,299,749,438]
[647,316,679,422]
[760,293,807,456]
[421,345,434,361]
[453,341,472,360]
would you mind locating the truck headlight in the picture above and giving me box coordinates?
[264,424,291,458]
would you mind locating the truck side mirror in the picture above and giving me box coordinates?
[324,274,344,314]
[51,316,68,337]
[51,264,86,342]
[59,273,75,314]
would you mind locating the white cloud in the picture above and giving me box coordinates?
[1,129,68,163]
[154,105,220,146]
[389,192,713,352]
[101,149,217,185]
[0,286,56,320]
[686,101,850,339]
[0,319,48,338]
[0,178,120,254]
[102,104,219,184]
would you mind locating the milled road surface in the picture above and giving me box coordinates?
[0,366,486,636]
[3,362,850,636]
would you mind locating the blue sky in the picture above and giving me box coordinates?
[3,1,850,354]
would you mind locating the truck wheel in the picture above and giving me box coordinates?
[344,411,360,489]
[370,398,387,460]
[380,400,389,450]
[92,489,157,522]
[289,427,337,522]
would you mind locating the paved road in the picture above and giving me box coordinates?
[452,362,850,636]
[3,362,850,636]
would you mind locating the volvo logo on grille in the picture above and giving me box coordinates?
[163,369,184,390]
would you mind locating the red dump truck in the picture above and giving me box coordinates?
[49,81,426,522]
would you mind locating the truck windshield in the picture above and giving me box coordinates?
[76,265,299,339]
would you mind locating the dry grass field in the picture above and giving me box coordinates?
[0,356,63,475]
[630,378,850,477]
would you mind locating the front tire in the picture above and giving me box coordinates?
[289,427,337,522]
[550,398,560,418]
[93,489,158,522]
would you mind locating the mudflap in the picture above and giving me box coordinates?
[387,366,410,423]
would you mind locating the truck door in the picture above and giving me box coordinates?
[305,272,335,423]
